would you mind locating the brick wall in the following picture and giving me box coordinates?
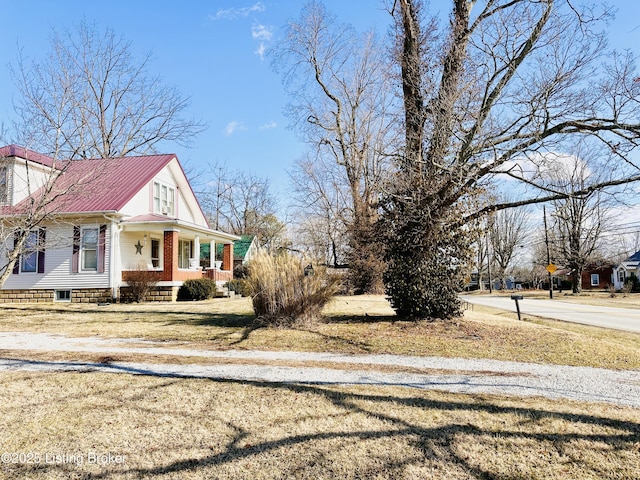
[222,243,233,271]
[163,229,179,281]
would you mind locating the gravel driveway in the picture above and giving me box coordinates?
[1,331,639,407]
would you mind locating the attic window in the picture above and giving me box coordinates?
[153,182,175,216]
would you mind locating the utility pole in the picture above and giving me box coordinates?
[543,205,553,299]
[486,234,492,294]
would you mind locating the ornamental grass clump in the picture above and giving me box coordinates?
[246,252,341,327]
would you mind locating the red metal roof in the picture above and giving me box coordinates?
[2,152,176,214]
[0,145,56,168]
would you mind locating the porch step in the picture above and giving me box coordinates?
[215,287,236,298]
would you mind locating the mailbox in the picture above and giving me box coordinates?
[510,295,523,320]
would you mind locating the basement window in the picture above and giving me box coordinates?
[55,290,72,302]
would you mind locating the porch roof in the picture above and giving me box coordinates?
[619,261,640,271]
[121,214,240,243]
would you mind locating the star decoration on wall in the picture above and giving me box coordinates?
[135,240,143,255]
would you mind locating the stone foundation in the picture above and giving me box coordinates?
[118,286,179,303]
[0,288,112,303]
[0,286,181,303]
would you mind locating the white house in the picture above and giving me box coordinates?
[0,145,239,302]
[614,250,640,291]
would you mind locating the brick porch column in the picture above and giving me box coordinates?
[222,243,233,272]
[163,229,179,281]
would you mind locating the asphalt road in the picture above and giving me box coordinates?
[461,294,640,333]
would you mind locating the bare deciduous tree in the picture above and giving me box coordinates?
[384,0,640,318]
[289,152,351,267]
[488,203,530,289]
[1,21,203,289]
[198,166,288,252]
[11,20,204,159]
[543,152,612,292]
[273,1,394,293]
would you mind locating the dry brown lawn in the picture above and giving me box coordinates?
[1,295,640,478]
[1,371,639,480]
[1,295,639,369]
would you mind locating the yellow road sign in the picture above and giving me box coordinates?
[546,263,557,274]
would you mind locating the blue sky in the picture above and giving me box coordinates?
[0,1,639,199]
[0,1,392,194]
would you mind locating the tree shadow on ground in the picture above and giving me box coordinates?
[121,381,640,479]
[323,314,399,324]
[7,363,639,479]
[0,305,256,327]
[161,313,262,345]
[162,313,256,328]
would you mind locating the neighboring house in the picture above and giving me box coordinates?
[581,264,615,290]
[0,145,239,302]
[551,268,572,291]
[211,234,259,270]
[550,264,616,291]
[233,235,259,267]
[614,250,640,290]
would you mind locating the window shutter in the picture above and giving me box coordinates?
[98,224,106,273]
[72,226,80,273]
[37,227,46,274]
[12,231,20,275]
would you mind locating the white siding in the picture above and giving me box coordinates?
[119,186,151,217]
[176,187,197,223]
[10,160,54,206]
[167,160,208,226]
[3,221,111,290]
[154,167,174,185]
[120,231,160,270]
[119,160,205,226]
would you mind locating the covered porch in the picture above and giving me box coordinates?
[116,215,240,293]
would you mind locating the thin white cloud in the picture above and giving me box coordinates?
[225,121,246,136]
[255,43,266,60]
[211,2,265,20]
[259,121,277,130]
[494,152,591,183]
[252,24,273,60]
[252,24,273,41]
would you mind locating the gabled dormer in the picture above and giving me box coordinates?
[0,145,59,207]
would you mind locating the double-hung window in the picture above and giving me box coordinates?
[153,181,175,216]
[14,228,45,274]
[72,225,105,274]
[151,239,160,268]
[21,230,39,273]
[178,239,192,269]
[590,273,600,287]
[81,228,99,271]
